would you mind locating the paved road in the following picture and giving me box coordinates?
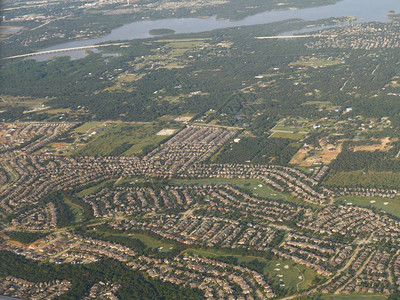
[2,43,127,60]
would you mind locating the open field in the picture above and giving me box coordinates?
[183,248,318,291]
[290,56,344,68]
[290,143,343,167]
[270,118,311,140]
[77,180,115,197]
[336,195,400,218]
[270,131,308,140]
[264,258,317,291]
[301,100,338,110]
[86,228,177,253]
[174,113,197,122]
[74,123,179,156]
[64,197,84,223]
[72,122,107,133]
[103,85,134,92]
[115,73,146,83]
[129,232,176,252]
[44,108,71,114]
[0,95,49,109]
[352,137,396,152]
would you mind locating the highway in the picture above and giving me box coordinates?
[2,43,128,60]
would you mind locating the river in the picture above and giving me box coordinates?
[34,0,400,61]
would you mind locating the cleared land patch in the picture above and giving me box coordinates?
[352,137,396,152]
[290,56,344,68]
[290,143,343,167]
[73,123,179,156]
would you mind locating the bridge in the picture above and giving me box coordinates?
[2,43,128,60]
[255,34,336,39]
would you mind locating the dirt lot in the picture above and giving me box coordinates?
[290,143,342,167]
[353,137,396,152]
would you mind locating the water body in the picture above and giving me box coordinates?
[34,0,400,60]
[0,296,23,300]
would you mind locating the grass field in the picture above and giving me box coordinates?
[116,73,146,83]
[92,229,177,253]
[64,197,84,223]
[290,56,343,68]
[72,122,107,133]
[264,258,317,291]
[301,100,338,110]
[336,195,400,218]
[0,95,49,109]
[183,248,318,291]
[74,123,178,156]
[129,232,176,252]
[77,180,115,197]
[270,118,310,140]
[270,131,308,140]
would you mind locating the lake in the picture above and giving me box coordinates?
[34,0,400,61]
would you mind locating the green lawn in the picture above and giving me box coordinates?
[77,180,115,197]
[91,229,177,253]
[264,258,317,291]
[270,131,308,140]
[336,195,400,218]
[64,197,84,223]
[72,122,106,133]
[129,232,176,252]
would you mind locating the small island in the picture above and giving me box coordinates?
[149,28,175,36]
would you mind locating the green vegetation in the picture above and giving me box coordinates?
[2,7,400,300]
[213,137,300,165]
[74,123,175,156]
[87,228,178,253]
[39,192,74,228]
[149,29,176,36]
[64,194,93,223]
[116,177,306,205]
[5,231,49,244]
[0,251,203,300]
[77,180,115,197]
[182,248,318,292]
[330,147,400,173]
[72,122,107,133]
[325,171,400,189]
[336,195,400,218]
[290,56,344,68]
